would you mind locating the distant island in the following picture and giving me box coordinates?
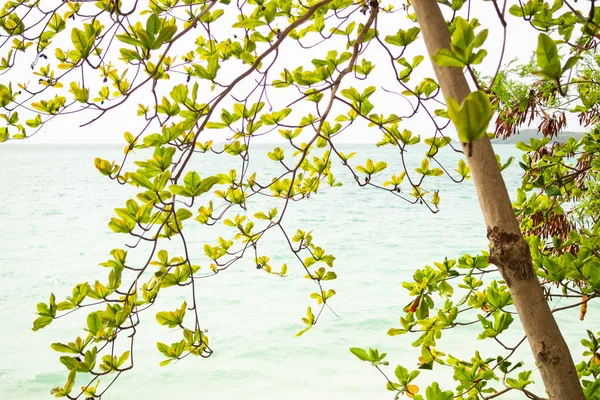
[493,128,585,144]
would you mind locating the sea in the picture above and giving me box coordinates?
[0,143,597,399]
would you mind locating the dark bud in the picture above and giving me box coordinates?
[256,264,262,269]
[103,77,108,83]
[75,356,81,362]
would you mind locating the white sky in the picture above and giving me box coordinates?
[1,1,581,144]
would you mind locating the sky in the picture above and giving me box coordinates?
[0,1,579,145]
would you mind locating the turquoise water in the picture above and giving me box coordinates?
[0,144,596,399]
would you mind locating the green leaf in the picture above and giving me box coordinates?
[349,347,371,362]
[51,343,78,354]
[117,351,130,367]
[432,48,466,67]
[116,34,144,48]
[156,312,181,328]
[184,171,201,191]
[169,185,191,196]
[157,342,175,358]
[146,14,162,38]
[71,28,93,57]
[87,312,103,334]
[2,13,25,35]
[395,364,409,382]
[60,356,78,371]
[0,127,8,142]
[128,172,154,190]
[196,176,220,196]
[32,316,53,331]
[536,33,561,80]
[384,27,420,47]
[423,382,453,400]
[170,84,188,103]
[152,25,177,49]
[156,302,186,328]
[452,17,474,50]
[447,90,493,144]
[175,208,193,222]
[562,56,579,73]
[546,185,561,196]
[340,87,360,102]
[232,17,265,30]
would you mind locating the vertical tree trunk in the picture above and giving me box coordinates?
[411,1,585,399]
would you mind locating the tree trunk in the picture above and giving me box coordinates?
[411,1,585,399]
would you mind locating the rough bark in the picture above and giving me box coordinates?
[411,1,585,399]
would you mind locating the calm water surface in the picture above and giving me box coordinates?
[0,144,597,399]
